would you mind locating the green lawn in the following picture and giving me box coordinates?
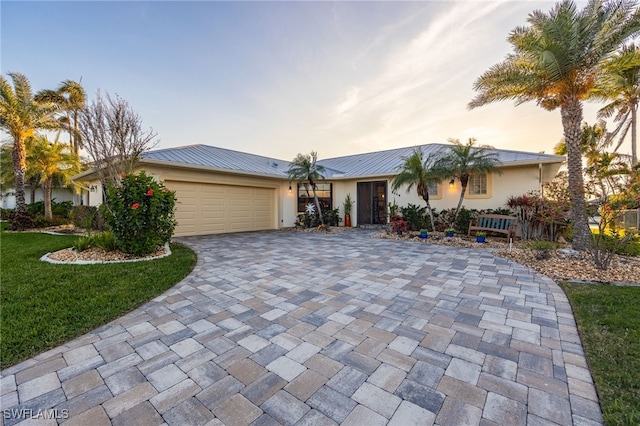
[0,227,196,368]
[560,282,640,426]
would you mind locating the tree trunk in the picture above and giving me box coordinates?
[418,185,435,232]
[561,99,591,251]
[312,189,324,225]
[425,201,435,233]
[452,175,468,226]
[11,136,27,214]
[44,179,53,219]
[631,101,637,165]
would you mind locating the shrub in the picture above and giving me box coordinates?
[8,210,34,231]
[487,207,513,216]
[73,236,93,252]
[52,200,74,219]
[434,208,456,231]
[92,231,118,252]
[104,172,177,256]
[322,208,341,226]
[525,240,559,260]
[400,204,428,231]
[26,200,46,216]
[0,208,14,221]
[297,212,320,228]
[389,214,408,233]
[454,207,477,234]
[507,191,571,241]
[26,199,74,219]
[71,205,106,233]
[32,215,69,228]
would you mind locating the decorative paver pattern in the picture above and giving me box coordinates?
[0,230,602,425]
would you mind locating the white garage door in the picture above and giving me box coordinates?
[166,181,275,236]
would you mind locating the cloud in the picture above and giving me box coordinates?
[321,1,518,151]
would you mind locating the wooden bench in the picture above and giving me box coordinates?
[468,214,518,241]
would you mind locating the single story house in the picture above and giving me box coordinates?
[1,186,74,210]
[72,143,564,237]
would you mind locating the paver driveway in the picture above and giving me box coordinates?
[1,229,602,425]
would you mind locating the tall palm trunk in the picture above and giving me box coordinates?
[632,102,637,165]
[425,200,435,232]
[452,174,469,225]
[309,180,324,225]
[11,136,27,214]
[43,178,53,219]
[417,184,435,232]
[561,99,591,251]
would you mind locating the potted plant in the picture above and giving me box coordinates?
[419,229,428,239]
[476,231,487,243]
[445,228,455,237]
[343,193,354,227]
[390,214,407,235]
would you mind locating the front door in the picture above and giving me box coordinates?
[357,181,387,225]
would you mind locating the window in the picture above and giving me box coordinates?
[468,174,487,195]
[427,182,438,196]
[297,183,332,213]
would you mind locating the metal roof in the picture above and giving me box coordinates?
[140,143,565,179]
[141,144,290,177]
[318,143,565,178]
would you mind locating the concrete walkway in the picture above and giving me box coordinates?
[1,230,602,425]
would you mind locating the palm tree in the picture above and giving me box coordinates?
[0,72,58,220]
[468,0,639,251]
[391,148,444,232]
[555,121,631,199]
[437,138,502,225]
[35,80,87,155]
[287,151,326,225]
[27,135,80,219]
[594,43,640,165]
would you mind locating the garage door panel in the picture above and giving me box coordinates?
[166,180,275,236]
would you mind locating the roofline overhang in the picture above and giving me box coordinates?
[71,158,290,183]
[71,155,565,183]
[322,157,565,181]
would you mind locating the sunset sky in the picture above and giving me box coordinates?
[3,0,620,161]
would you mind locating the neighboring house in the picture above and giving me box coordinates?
[72,143,564,237]
[0,186,74,210]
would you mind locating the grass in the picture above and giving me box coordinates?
[559,282,640,426]
[0,225,197,369]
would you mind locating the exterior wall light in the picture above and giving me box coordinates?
[449,179,455,188]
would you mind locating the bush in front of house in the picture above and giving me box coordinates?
[26,200,74,219]
[71,205,106,233]
[104,172,177,256]
[399,204,429,231]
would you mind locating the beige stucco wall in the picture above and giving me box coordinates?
[329,162,561,226]
[76,161,561,232]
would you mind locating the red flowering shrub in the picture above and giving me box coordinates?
[105,171,177,255]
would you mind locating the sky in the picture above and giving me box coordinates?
[1,0,627,162]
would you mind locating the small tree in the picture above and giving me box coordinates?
[287,151,326,225]
[104,171,176,256]
[0,72,58,227]
[26,135,80,219]
[78,91,158,195]
[391,148,444,232]
[437,138,502,225]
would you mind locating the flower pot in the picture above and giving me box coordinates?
[344,214,351,227]
[476,236,486,243]
[445,232,454,237]
[419,233,428,239]
[397,230,403,236]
